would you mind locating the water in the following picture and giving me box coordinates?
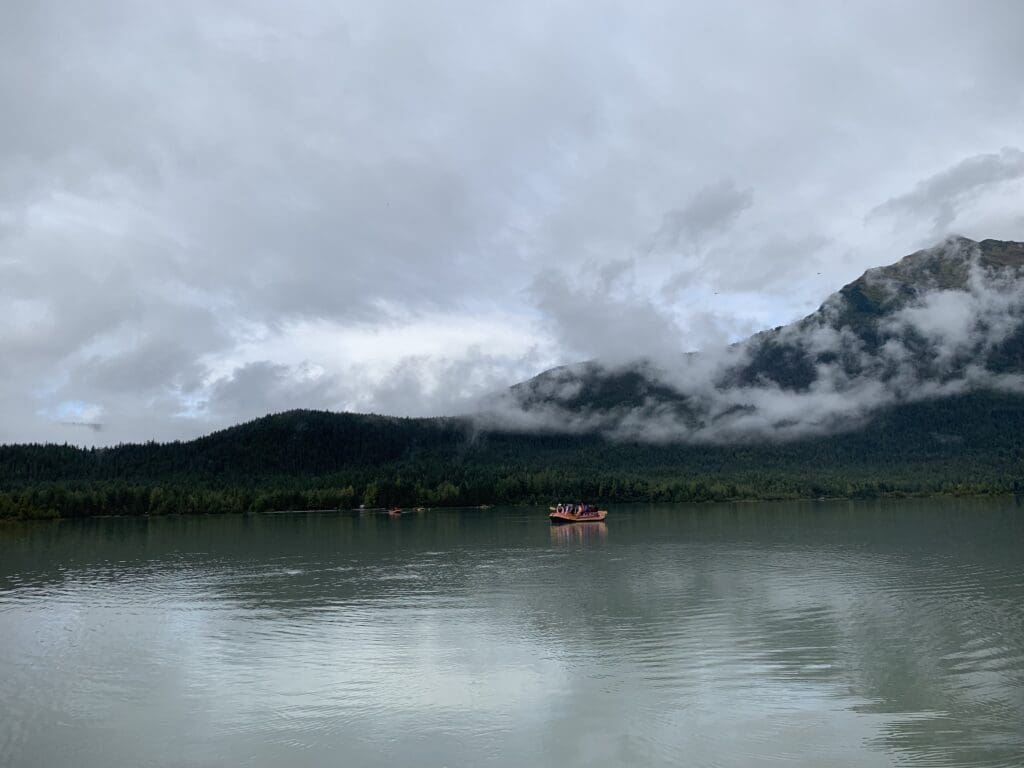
[1,500,1023,767]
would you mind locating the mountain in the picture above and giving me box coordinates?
[499,237,1024,440]
[2,237,1024,518]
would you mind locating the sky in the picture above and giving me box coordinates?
[2,0,1023,445]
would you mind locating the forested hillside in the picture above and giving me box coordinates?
[3,390,1023,518]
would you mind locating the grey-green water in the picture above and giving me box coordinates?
[1,500,1023,767]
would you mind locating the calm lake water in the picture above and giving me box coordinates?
[1,500,1023,767]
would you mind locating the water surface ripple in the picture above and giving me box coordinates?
[1,499,1023,767]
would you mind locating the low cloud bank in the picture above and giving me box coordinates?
[477,237,1024,442]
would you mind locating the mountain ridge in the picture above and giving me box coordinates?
[495,236,1024,441]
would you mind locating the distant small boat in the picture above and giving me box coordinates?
[549,505,608,524]
[387,507,403,516]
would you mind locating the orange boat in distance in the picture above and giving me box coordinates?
[549,503,608,524]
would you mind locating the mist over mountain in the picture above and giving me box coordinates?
[486,237,1024,442]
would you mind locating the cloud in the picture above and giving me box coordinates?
[203,361,338,422]
[869,147,1024,235]
[484,238,1024,442]
[197,342,550,429]
[1,1,1023,444]
[647,180,754,254]
[361,348,544,417]
[662,233,832,297]
[529,262,687,365]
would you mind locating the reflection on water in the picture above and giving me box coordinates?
[550,520,608,546]
[1,499,1023,767]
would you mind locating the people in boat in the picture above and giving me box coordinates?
[554,502,602,517]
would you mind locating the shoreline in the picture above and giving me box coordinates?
[2,491,1020,524]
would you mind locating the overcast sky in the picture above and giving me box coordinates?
[2,0,1023,445]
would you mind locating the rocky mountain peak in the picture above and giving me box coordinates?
[847,236,1023,303]
[491,237,1024,442]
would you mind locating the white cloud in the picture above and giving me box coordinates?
[484,239,1024,442]
[869,148,1024,235]
[1,1,1023,444]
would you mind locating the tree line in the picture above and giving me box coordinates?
[2,391,1023,519]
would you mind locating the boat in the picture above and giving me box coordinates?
[549,504,608,524]
[387,507,403,516]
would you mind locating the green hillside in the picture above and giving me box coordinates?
[2,390,1023,519]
